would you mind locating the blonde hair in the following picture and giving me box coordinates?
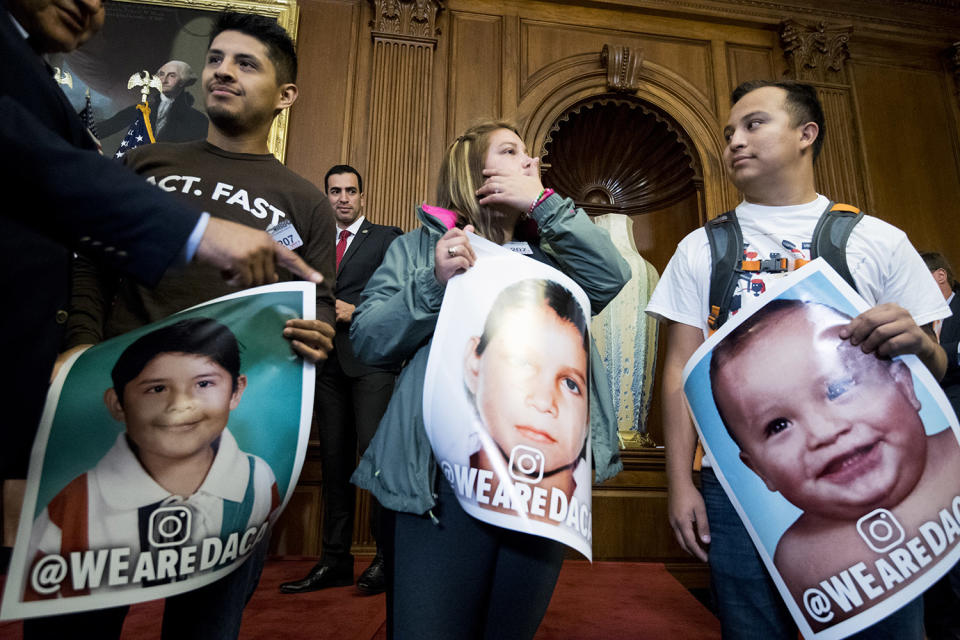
[437,120,521,245]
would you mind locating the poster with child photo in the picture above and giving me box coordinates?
[682,260,960,639]
[1,283,315,620]
[423,234,594,559]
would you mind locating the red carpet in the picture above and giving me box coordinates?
[0,558,719,639]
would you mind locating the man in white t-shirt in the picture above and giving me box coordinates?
[646,80,950,639]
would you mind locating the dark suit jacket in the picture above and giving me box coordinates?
[942,292,960,415]
[332,218,402,377]
[0,6,200,477]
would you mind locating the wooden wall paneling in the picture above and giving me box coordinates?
[812,86,867,207]
[946,42,960,151]
[542,0,960,44]
[777,20,869,212]
[352,488,377,554]
[364,0,443,232]
[286,0,363,187]
[850,59,960,269]
[726,43,778,90]
[270,482,322,555]
[446,11,504,140]
[592,450,695,562]
[519,21,715,113]
[709,40,731,117]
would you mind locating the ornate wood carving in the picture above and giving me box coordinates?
[369,0,442,40]
[365,2,444,230]
[601,44,643,93]
[542,98,700,215]
[780,20,852,80]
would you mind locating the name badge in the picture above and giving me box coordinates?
[503,241,533,255]
[268,220,303,250]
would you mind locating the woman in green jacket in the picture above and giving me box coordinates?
[350,120,630,639]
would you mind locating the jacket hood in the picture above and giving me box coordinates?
[416,203,541,243]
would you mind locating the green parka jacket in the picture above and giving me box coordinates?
[350,194,631,516]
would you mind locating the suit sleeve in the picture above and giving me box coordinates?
[0,95,199,287]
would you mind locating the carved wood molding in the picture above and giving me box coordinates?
[369,0,443,41]
[808,86,867,207]
[780,20,852,77]
[601,44,643,93]
[365,2,444,230]
[542,98,700,216]
[550,0,959,39]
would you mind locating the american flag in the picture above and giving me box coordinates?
[77,90,98,138]
[114,102,155,159]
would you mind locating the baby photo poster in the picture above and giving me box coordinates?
[683,261,960,639]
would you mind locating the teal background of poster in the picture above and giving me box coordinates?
[34,291,305,518]
[684,269,956,553]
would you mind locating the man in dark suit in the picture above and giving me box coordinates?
[922,251,960,640]
[0,0,323,537]
[924,252,960,414]
[280,165,402,596]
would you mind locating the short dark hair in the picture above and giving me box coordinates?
[210,12,297,85]
[111,318,242,403]
[921,251,958,291]
[731,80,826,162]
[475,279,588,355]
[324,164,363,194]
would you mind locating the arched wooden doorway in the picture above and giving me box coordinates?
[538,96,704,446]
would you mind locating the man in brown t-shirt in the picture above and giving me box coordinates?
[43,12,335,640]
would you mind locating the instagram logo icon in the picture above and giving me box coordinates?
[856,508,904,553]
[509,445,545,482]
[148,505,192,548]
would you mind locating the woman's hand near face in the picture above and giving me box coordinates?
[476,162,544,212]
[435,225,477,286]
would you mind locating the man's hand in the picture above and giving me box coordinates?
[195,217,324,288]
[335,299,356,324]
[434,225,477,286]
[661,320,709,562]
[840,303,946,379]
[283,319,334,363]
[668,481,710,562]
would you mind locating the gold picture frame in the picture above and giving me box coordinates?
[55,0,299,162]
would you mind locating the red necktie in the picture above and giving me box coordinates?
[336,229,350,268]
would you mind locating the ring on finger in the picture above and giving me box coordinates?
[448,246,458,257]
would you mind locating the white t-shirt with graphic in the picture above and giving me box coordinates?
[646,194,949,337]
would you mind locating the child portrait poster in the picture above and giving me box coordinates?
[682,260,960,639]
[1,283,316,620]
[423,234,594,560]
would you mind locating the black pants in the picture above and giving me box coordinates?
[385,476,565,640]
[22,534,269,640]
[315,356,394,567]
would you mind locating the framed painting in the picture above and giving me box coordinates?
[48,0,299,161]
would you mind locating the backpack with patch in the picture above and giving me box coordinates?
[705,201,864,332]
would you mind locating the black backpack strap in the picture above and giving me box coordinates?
[810,201,864,293]
[705,210,743,332]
